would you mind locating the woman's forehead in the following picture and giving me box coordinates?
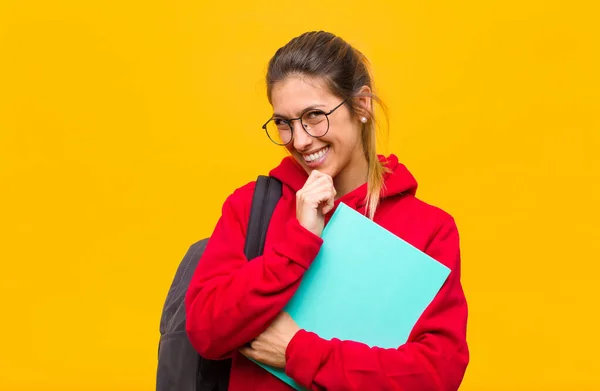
[271,75,336,116]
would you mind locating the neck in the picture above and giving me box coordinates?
[333,153,369,199]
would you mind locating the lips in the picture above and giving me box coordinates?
[303,146,330,163]
[300,145,330,169]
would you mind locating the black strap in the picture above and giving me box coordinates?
[198,176,282,391]
[244,175,282,260]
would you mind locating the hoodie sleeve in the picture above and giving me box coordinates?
[185,186,323,360]
[284,217,469,391]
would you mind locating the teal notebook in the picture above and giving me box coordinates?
[253,203,451,390]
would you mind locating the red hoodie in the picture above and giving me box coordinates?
[185,154,469,391]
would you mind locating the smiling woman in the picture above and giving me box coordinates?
[184,30,469,391]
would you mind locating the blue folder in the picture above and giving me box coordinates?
[254,203,451,390]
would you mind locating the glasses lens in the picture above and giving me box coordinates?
[266,119,292,145]
[301,110,328,137]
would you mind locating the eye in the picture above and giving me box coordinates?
[305,110,323,119]
[303,110,326,125]
[273,118,287,127]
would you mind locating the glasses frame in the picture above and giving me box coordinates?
[262,100,347,146]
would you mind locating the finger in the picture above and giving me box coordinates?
[302,170,322,187]
[313,184,337,202]
[303,176,334,194]
[308,169,325,179]
[298,178,335,201]
[310,171,333,185]
[250,339,263,351]
[321,197,335,215]
[239,346,253,358]
[303,170,333,188]
[240,346,268,365]
[303,185,336,207]
[299,184,335,202]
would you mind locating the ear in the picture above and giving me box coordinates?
[354,85,372,121]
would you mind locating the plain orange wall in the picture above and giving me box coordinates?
[1,1,599,390]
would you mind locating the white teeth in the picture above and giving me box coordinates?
[304,146,329,162]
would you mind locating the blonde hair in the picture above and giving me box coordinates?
[362,109,389,219]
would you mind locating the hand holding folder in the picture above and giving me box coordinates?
[253,203,451,390]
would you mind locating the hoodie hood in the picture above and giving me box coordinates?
[269,154,418,210]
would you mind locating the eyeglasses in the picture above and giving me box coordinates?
[262,100,347,146]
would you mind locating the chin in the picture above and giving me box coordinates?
[304,161,338,179]
[292,147,337,175]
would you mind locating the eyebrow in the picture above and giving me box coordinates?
[272,103,327,119]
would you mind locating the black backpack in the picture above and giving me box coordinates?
[157,175,283,391]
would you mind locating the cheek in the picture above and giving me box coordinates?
[330,113,361,142]
[332,124,362,151]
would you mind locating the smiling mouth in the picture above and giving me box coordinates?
[302,146,330,163]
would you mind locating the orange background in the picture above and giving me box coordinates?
[1,0,599,390]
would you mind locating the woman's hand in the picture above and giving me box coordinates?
[296,170,336,237]
[239,312,300,369]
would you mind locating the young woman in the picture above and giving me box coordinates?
[185,31,469,391]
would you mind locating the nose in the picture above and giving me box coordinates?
[291,120,313,151]
[291,120,313,152]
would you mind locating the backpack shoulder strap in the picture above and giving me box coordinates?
[157,175,283,391]
[244,175,282,261]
